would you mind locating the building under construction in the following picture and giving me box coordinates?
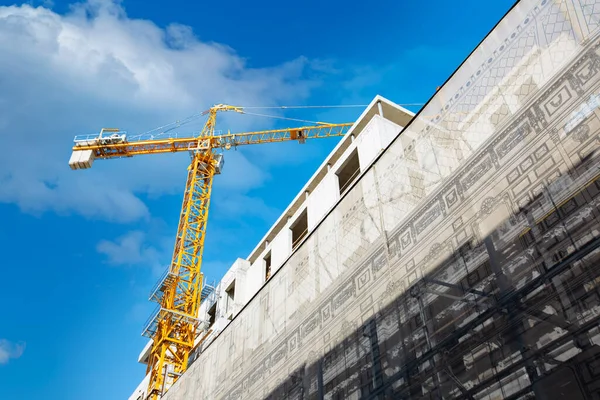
[127,0,600,398]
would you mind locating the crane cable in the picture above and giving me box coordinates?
[240,102,426,125]
[241,103,425,109]
[128,112,204,141]
[127,103,426,141]
[242,104,369,109]
[238,111,328,125]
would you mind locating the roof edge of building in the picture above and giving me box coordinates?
[245,95,414,264]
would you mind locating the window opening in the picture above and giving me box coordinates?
[207,303,216,327]
[336,149,361,195]
[291,209,308,250]
[225,281,235,318]
[265,251,272,281]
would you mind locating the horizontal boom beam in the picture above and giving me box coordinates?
[69,123,353,169]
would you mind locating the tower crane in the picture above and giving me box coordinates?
[68,104,353,399]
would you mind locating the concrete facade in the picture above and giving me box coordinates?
[139,0,600,398]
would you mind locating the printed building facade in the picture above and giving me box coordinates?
[136,0,600,398]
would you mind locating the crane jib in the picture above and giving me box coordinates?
[69,123,353,169]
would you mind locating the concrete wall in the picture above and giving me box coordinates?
[270,224,291,275]
[246,256,267,302]
[163,1,600,398]
[188,258,251,355]
[306,172,338,231]
[356,114,401,171]
[128,373,149,400]
[231,112,404,299]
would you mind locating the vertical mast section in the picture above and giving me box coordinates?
[145,152,216,399]
[144,106,233,399]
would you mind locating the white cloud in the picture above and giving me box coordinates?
[96,227,243,280]
[96,230,169,275]
[0,339,25,365]
[0,0,326,222]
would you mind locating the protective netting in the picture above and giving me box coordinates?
[165,0,600,398]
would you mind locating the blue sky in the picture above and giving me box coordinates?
[0,0,514,398]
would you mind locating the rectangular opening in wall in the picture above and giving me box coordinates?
[291,209,308,250]
[225,280,235,318]
[208,303,216,327]
[336,148,361,195]
[264,251,272,281]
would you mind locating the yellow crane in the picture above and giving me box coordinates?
[68,104,352,399]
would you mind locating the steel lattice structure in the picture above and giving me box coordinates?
[68,105,352,399]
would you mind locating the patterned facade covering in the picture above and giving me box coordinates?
[164,0,600,398]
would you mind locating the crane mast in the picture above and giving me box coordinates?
[69,105,352,399]
[144,151,214,398]
[143,109,221,399]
